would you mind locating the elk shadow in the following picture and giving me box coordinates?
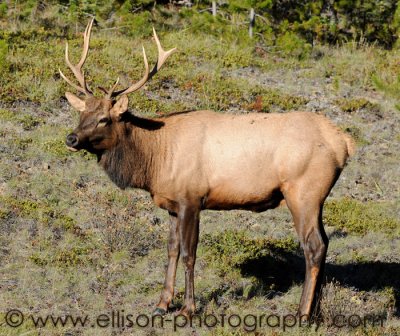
[239,249,400,315]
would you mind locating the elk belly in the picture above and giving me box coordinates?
[204,182,284,212]
[204,160,283,212]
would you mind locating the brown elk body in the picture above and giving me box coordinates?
[61,20,355,319]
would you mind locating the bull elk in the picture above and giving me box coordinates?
[60,19,355,319]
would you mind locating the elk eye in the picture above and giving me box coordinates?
[97,117,109,127]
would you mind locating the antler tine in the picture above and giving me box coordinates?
[111,28,176,98]
[60,18,94,96]
[151,27,177,75]
[59,68,88,95]
[78,18,94,69]
[111,46,150,97]
[106,77,120,99]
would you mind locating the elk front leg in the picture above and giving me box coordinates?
[154,212,180,315]
[178,204,200,317]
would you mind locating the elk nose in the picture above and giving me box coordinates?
[66,133,79,148]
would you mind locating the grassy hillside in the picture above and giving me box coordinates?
[0,2,399,336]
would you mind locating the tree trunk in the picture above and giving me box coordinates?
[249,8,255,38]
[212,1,217,17]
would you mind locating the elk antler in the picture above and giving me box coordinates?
[110,27,176,98]
[59,18,94,96]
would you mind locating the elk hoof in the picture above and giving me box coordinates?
[152,307,167,316]
[176,305,194,318]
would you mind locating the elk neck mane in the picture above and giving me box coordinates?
[99,113,165,191]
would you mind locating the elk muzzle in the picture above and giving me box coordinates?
[66,133,79,151]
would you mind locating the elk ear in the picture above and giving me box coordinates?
[65,92,86,112]
[110,95,129,120]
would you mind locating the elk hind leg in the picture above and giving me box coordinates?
[285,188,328,320]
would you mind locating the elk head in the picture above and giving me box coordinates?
[60,18,176,154]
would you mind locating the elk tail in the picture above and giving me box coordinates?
[344,133,356,157]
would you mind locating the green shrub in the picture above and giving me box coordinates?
[335,97,380,113]
[30,246,93,267]
[246,89,308,112]
[182,11,228,36]
[197,75,249,110]
[118,7,153,37]
[276,31,311,59]
[53,246,93,266]
[0,39,8,71]
[202,230,299,275]
[14,137,33,150]
[340,125,369,146]
[0,3,7,19]
[324,198,399,236]
[0,109,42,130]
[0,196,78,230]
[41,139,70,158]
[372,73,400,100]
[0,108,14,121]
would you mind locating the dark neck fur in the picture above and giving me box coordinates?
[99,115,164,191]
